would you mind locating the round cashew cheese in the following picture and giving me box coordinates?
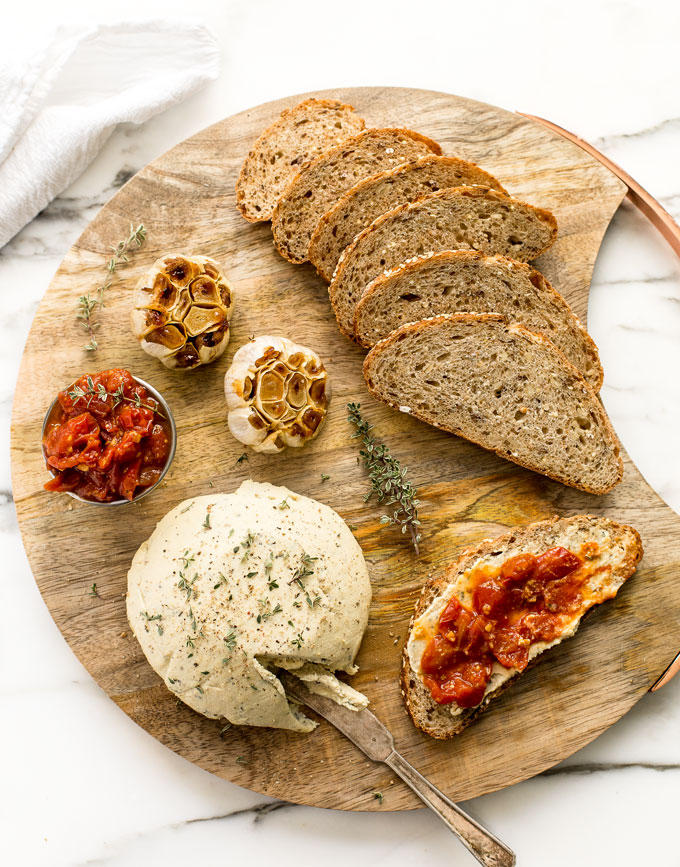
[127,480,371,732]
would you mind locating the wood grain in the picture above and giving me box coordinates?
[10,87,680,812]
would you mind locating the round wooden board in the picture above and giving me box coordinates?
[11,88,680,811]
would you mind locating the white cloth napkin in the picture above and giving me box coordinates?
[0,20,220,248]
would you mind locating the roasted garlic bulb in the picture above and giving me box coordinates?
[225,336,330,453]
[130,254,235,370]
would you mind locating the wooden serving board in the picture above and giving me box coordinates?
[11,88,680,811]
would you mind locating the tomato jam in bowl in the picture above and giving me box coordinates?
[42,368,176,505]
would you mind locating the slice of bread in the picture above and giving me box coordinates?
[402,515,642,739]
[363,313,623,494]
[236,99,366,222]
[308,156,507,282]
[354,250,603,391]
[330,187,558,337]
[271,128,442,264]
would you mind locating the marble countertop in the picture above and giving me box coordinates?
[4,1,680,864]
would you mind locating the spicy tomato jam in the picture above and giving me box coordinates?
[43,368,171,502]
[419,545,599,708]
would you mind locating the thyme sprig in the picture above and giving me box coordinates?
[256,598,282,624]
[288,552,321,607]
[347,403,422,554]
[67,376,164,418]
[141,611,163,635]
[76,222,146,351]
[177,571,198,601]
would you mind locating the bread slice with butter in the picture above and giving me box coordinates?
[362,313,622,494]
[402,515,642,739]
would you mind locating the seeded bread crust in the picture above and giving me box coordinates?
[330,187,558,337]
[353,250,603,391]
[363,313,623,494]
[308,156,508,282]
[401,514,643,738]
[271,128,442,264]
[236,99,366,223]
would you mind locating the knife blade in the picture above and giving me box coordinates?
[280,673,516,867]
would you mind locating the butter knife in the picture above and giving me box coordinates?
[280,673,515,867]
[517,112,680,693]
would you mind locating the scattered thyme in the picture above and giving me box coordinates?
[88,583,99,597]
[276,498,290,510]
[289,552,320,607]
[236,756,248,764]
[196,685,204,696]
[186,636,196,649]
[203,512,211,530]
[213,574,227,590]
[222,630,237,663]
[292,633,304,649]
[348,524,358,531]
[240,532,256,561]
[180,550,195,569]
[141,611,163,636]
[256,598,282,623]
[347,403,422,554]
[76,222,146,351]
[180,502,194,514]
[219,723,232,736]
[236,453,249,465]
[188,605,198,632]
[373,792,384,804]
[168,677,177,685]
[178,572,198,601]
[321,473,330,482]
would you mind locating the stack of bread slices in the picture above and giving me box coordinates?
[237,99,623,495]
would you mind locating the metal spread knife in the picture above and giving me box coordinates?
[517,112,680,693]
[280,673,515,867]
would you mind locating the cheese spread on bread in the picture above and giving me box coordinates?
[407,520,630,719]
[127,480,371,732]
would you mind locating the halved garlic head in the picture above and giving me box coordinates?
[225,336,330,453]
[130,254,235,370]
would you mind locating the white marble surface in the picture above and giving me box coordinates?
[4,1,680,864]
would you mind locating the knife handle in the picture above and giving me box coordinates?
[385,750,516,867]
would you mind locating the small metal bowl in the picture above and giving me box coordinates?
[41,374,177,506]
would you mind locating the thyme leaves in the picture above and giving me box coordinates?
[76,222,146,351]
[347,403,422,554]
